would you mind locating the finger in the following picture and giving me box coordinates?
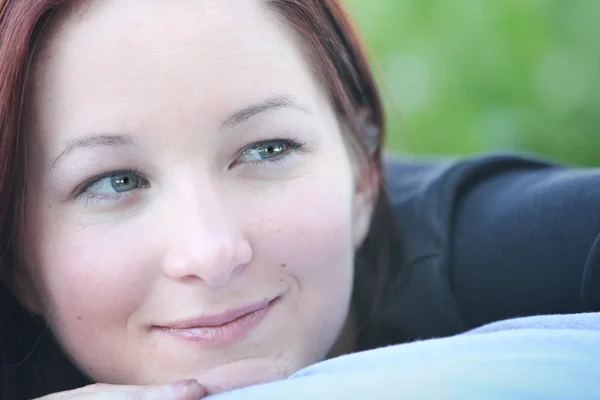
[36,380,206,400]
[89,380,206,400]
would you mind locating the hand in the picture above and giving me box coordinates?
[35,379,206,400]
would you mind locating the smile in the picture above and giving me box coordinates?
[153,298,278,348]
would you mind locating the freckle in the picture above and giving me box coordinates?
[280,263,286,268]
[279,278,283,282]
[77,316,82,320]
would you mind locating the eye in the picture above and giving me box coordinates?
[236,139,305,164]
[85,171,150,195]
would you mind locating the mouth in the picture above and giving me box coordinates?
[153,297,278,348]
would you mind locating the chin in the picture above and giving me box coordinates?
[202,373,280,395]
[194,357,299,395]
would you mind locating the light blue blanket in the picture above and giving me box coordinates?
[212,313,600,399]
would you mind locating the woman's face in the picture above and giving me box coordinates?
[18,0,374,393]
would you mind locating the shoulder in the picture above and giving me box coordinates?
[383,152,556,216]
[383,153,557,259]
[379,153,600,340]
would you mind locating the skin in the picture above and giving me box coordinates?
[12,0,375,395]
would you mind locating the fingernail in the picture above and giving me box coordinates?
[161,379,200,397]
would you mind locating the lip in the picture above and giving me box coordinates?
[153,298,277,348]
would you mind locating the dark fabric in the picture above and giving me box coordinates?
[377,153,600,342]
[0,283,89,400]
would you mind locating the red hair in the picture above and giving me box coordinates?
[0,1,393,398]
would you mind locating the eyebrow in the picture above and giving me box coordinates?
[221,95,313,129]
[46,96,312,172]
[46,134,135,172]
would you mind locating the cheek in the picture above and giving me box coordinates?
[26,218,152,361]
[249,175,356,353]
[251,171,355,276]
[269,198,354,278]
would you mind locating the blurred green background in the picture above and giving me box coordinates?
[344,0,600,166]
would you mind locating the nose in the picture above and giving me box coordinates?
[161,179,252,288]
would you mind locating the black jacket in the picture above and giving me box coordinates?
[375,153,600,344]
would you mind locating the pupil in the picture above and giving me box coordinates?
[112,174,137,192]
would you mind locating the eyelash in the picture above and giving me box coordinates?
[74,137,306,205]
[230,137,306,168]
[75,168,143,205]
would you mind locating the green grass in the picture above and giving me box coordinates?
[344,0,600,166]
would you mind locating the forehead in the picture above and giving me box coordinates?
[39,0,292,66]
[28,0,325,134]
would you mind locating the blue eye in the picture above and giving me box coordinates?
[237,139,305,164]
[85,171,150,195]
